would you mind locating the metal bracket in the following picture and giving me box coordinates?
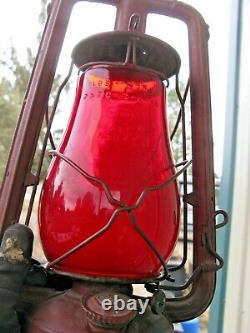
[214,210,229,229]
[183,192,198,206]
[24,173,39,187]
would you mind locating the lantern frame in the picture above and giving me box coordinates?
[0,0,228,323]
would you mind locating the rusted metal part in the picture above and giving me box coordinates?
[24,61,74,227]
[0,0,225,323]
[176,76,188,260]
[168,76,190,273]
[183,193,198,207]
[71,31,181,78]
[113,0,217,322]
[0,0,76,236]
[214,210,229,229]
[82,291,137,330]
[26,282,174,333]
[50,268,165,285]
[146,213,228,292]
[170,79,190,141]
[24,173,39,187]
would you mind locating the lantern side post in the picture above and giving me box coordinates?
[112,0,217,321]
[209,0,243,330]
[0,0,82,237]
[152,1,216,322]
[0,0,121,238]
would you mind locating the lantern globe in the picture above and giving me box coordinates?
[39,64,180,280]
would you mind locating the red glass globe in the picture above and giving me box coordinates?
[39,64,180,280]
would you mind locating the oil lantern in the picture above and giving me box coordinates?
[39,31,181,281]
[0,0,228,332]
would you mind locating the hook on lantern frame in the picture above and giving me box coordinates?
[0,0,228,323]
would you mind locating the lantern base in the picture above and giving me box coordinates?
[25,281,174,333]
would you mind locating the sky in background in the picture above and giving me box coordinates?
[0,0,232,175]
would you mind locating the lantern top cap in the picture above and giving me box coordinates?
[71,31,181,79]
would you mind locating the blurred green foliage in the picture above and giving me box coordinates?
[0,0,63,182]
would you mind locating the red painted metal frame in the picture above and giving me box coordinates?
[0,0,216,322]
